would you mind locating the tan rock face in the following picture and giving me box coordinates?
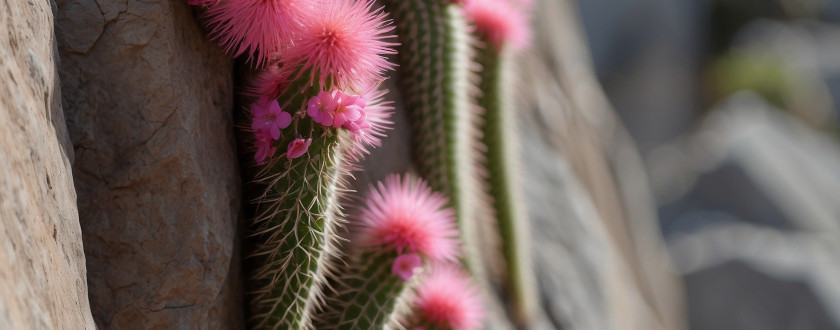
[0,0,96,328]
[55,1,243,328]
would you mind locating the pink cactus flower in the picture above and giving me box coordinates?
[252,98,292,140]
[286,138,312,159]
[413,263,484,330]
[392,253,422,281]
[281,0,397,90]
[254,130,277,165]
[330,90,365,128]
[307,91,338,126]
[204,0,310,65]
[357,175,459,262]
[464,0,531,51]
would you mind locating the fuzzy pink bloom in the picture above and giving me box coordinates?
[413,264,484,330]
[251,98,292,140]
[392,253,422,281]
[204,0,309,65]
[254,130,277,164]
[464,0,531,51]
[357,175,459,261]
[286,138,312,159]
[281,0,397,89]
[250,60,287,99]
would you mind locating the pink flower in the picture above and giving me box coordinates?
[306,90,368,129]
[307,91,339,126]
[392,253,422,281]
[412,264,484,330]
[254,130,276,165]
[286,138,312,159]
[357,175,459,262]
[204,0,310,65]
[281,0,397,90]
[464,0,531,51]
[251,98,292,140]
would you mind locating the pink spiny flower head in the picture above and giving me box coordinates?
[254,130,277,165]
[392,253,422,281]
[464,0,531,52]
[204,0,311,65]
[357,174,459,262]
[251,97,292,140]
[286,138,312,159]
[281,0,397,90]
[413,263,484,330]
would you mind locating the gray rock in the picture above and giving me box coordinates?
[55,1,243,328]
[654,93,840,329]
[0,0,95,328]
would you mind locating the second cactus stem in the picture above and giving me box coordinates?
[383,0,486,277]
[474,41,537,326]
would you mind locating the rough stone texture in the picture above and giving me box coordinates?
[0,0,95,328]
[55,1,243,328]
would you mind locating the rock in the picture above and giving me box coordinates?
[655,93,840,328]
[55,1,243,328]
[0,0,95,328]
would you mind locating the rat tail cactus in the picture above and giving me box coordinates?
[380,0,487,279]
[464,0,538,325]
[193,0,397,328]
[314,174,461,329]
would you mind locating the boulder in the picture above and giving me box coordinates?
[55,1,243,328]
[0,0,95,328]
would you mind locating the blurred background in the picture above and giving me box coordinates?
[573,0,840,329]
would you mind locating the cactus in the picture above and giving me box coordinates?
[315,174,460,329]
[381,0,486,277]
[193,0,397,328]
[464,0,537,324]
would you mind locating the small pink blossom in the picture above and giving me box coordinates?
[357,175,459,261]
[252,98,292,140]
[412,263,484,330]
[392,253,422,281]
[306,90,369,130]
[307,91,338,126]
[286,138,312,159]
[254,130,276,165]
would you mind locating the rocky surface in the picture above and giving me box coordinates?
[655,93,840,329]
[55,1,243,328]
[0,0,95,328]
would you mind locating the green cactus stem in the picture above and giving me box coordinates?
[383,0,485,277]
[315,250,415,329]
[474,43,537,324]
[246,77,350,330]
